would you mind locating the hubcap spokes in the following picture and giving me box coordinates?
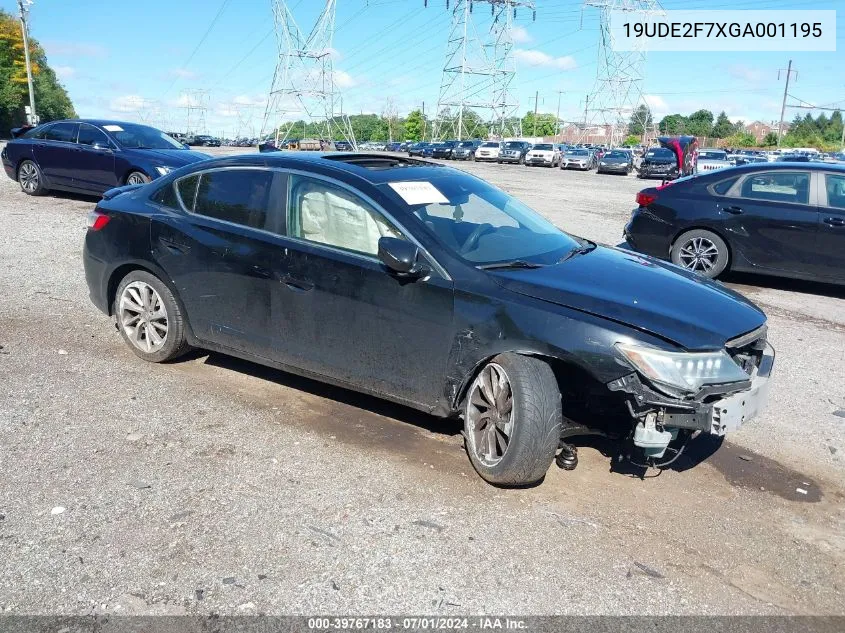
[127,173,146,185]
[119,282,168,353]
[468,363,514,466]
[20,164,37,192]
[679,237,719,272]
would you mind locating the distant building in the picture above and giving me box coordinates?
[744,120,790,143]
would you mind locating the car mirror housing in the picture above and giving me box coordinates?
[378,237,429,277]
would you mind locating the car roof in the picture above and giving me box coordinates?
[188,152,456,185]
[700,162,845,176]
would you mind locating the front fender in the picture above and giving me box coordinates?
[443,291,668,411]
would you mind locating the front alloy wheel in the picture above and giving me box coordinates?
[126,171,150,185]
[671,229,729,279]
[463,354,562,486]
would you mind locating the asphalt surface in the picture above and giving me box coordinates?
[0,145,843,616]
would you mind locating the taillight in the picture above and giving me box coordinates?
[87,210,110,231]
[636,191,656,207]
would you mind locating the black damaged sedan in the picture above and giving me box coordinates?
[83,153,774,485]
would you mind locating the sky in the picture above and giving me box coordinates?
[3,0,843,138]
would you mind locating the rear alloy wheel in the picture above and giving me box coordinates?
[18,160,47,195]
[126,171,150,186]
[114,270,189,362]
[671,229,729,279]
[464,354,562,486]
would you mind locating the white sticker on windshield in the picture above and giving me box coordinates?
[103,125,123,132]
[388,181,449,205]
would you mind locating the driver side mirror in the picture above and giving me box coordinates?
[378,237,430,278]
[92,141,112,151]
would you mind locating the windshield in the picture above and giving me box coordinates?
[699,151,727,160]
[533,144,553,150]
[107,123,185,149]
[568,149,589,156]
[605,151,628,159]
[379,172,579,266]
[503,142,524,149]
[481,142,499,148]
[646,148,674,159]
[459,141,475,147]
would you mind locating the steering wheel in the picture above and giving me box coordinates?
[460,223,494,254]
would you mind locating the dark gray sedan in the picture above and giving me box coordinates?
[597,149,633,175]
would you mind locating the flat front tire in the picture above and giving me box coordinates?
[114,270,189,362]
[464,354,562,486]
[671,229,729,279]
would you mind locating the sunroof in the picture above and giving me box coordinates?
[322,154,439,170]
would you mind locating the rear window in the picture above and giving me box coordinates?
[193,169,277,230]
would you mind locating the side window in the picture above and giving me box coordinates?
[288,175,403,256]
[712,176,739,195]
[44,122,79,143]
[77,124,110,147]
[740,171,810,205]
[193,169,276,230]
[825,174,845,210]
[151,183,181,209]
[176,174,199,210]
[24,125,50,139]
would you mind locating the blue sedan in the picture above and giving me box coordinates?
[1,119,210,196]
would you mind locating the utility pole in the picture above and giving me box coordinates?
[17,0,37,125]
[532,91,540,136]
[777,60,797,147]
[556,90,564,139]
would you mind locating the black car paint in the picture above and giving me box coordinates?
[638,148,678,180]
[625,163,845,285]
[431,141,458,159]
[84,153,767,426]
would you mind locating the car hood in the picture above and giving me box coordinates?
[490,245,766,350]
[121,148,210,166]
[602,157,628,163]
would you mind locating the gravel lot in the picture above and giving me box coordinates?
[1,144,843,616]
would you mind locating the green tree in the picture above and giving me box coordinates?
[404,109,424,141]
[628,104,653,136]
[711,111,735,139]
[658,114,687,134]
[723,131,756,147]
[623,134,641,146]
[0,10,75,135]
[762,131,779,147]
[685,109,714,137]
[521,111,558,137]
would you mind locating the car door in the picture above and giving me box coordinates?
[73,124,118,192]
[719,169,819,276]
[33,122,79,187]
[150,167,288,358]
[816,171,845,282]
[271,172,455,408]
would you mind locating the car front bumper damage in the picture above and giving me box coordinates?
[606,342,775,459]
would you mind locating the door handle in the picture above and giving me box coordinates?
[723,206,744,215]
[281,274,314,292]
[823,217,845,227]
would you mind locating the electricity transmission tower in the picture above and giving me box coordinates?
[580,0,660,146]
[261,0,356,149]
[430,0,536,141]
[182,89,209,134]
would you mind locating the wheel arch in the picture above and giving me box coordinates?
[105,261,197,341]
[669,224,734,269]
[451,349,598,413]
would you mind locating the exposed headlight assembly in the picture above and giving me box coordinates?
[616,343,749,393]
[154,166,173,176]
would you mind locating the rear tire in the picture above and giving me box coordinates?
[113,270,190,363]
[463,354,562,486]
[18,160,48,196]
[670,229,729,279]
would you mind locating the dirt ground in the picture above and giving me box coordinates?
[0,144,843,615]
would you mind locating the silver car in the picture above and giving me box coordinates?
[695,149,732,174]
[560,148,595,170]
